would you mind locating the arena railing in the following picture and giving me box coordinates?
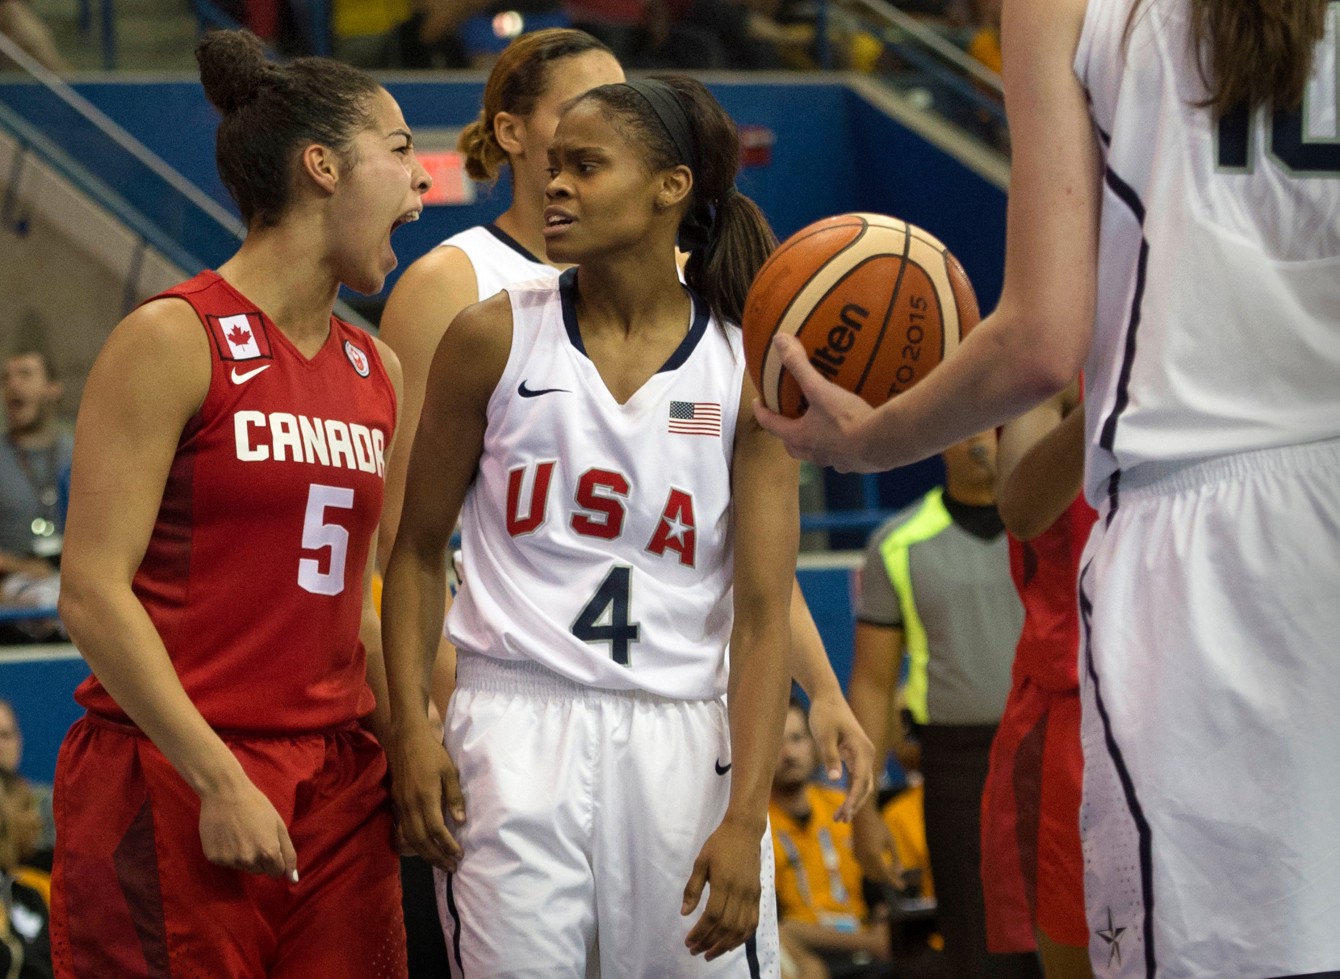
[814,0,1006,146]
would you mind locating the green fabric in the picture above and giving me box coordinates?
[878,488,953,725]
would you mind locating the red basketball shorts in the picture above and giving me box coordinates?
[50,714,407,979]
[979,676,1087,951]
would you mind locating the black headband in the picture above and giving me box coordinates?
[621,80,699,176]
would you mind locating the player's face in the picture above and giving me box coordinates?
[331,87,431,295]
[514,50,624,197]
[773,706,817,791]
[541,101,669,265]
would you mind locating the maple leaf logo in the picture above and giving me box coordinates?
[227,325,252,346]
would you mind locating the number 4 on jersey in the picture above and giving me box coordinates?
[572,565,640,665]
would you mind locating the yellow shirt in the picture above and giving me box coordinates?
[770,784,867,927]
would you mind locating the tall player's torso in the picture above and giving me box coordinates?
[449,269,745,700]
[76,271,396,733]
[1076,0,1340,503]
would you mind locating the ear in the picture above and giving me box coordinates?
[300,143,341,195]
[656,164,694,211]
[494,111,526,157]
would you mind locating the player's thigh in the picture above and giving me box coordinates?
[271,729,407,979]
[438,679,599,978]
[593,696,778,978]
[1034,692,1087,951]
[52,719,283,979]
[1082,441,1340,977]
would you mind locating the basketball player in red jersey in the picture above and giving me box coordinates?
[49,29,430,979]
[980,385,1094,979]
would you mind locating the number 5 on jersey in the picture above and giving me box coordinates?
[298,483,354,596]
[572,565,640,665]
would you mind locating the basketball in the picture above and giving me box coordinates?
[742,213,980,418]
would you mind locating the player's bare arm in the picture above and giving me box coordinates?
[376,244,480,569]
[847,620,906,887]
[382,292,512,871]
[356,336,406,745]
[996,386,1086,541]
[754,0,1097,473]
[684,376,798,961]
[788,579,876,821]
[58,299,298,882]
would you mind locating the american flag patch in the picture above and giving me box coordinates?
[668,400,722,437]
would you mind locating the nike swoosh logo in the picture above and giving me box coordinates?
[230,364,271,384]
[714,760,732,776]
[518,380,569,398]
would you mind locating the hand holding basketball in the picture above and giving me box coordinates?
[752,336,886,472]
[743,213,979,418]
[746,213,979,471]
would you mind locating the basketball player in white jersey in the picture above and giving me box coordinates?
[378,29,874,809]
[383,76,798,976]
[754,0,1340,976]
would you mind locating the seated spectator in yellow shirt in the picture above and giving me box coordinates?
[771,698,891,979]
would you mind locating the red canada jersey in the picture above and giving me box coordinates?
[76,271,396,733]
[1007,495,1098,692]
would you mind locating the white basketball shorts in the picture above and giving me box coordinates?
[1078,437,1340,978]
[434,653,780,979]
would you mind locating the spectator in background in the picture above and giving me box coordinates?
[0,0,69,72]
[0,770,48,906]
[0,351,69,643]
[0,766,52,979]
[565,0,784,68]
[848,432,1040,979]
[771,698,891,979]
[0,700,53,870]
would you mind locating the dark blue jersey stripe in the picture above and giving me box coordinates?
[486,224,546,265]
[1096,164,1150,520]
[1080,559,1156,978]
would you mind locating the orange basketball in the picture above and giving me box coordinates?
[742,213,980,418]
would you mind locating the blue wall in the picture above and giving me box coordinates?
[22,76,1004,307]
[0,652,89,786]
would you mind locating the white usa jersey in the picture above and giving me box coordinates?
[438,224,555,301]
[447,268,745,700]
[1075,0,1340,508]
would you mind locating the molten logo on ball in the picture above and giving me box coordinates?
[741,213,979,419]
[810,302,869,379]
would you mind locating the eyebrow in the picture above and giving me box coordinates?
[549,143,608,158]
[387,128,414,146]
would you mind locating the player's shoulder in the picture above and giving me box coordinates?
[111,293,210,363]
[395,240,479,298]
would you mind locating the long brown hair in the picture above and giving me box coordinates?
[1130,0,1329,115]
[456,28,614,183]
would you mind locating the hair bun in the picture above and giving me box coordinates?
[196,29,272,114]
